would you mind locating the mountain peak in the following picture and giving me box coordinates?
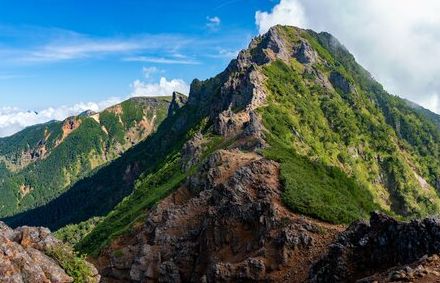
[78,110,98,117]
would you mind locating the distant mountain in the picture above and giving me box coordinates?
[0,96,177,218]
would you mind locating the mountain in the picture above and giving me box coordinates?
[0,96,175,218]
[53,25,439,282]
[3,25,440,282]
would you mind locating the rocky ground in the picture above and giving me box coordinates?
[0,222,99,283]
[360,254,440,283]
[310,212,440,283]
[95,148,344,282]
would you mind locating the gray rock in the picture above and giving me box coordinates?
[310,212,440,282]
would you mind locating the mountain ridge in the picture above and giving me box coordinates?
[77,25,440,281]
[0,95,180,219]
[1,25,440,282]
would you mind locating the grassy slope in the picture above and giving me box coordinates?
[259,27,440,223]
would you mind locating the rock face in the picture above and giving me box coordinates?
[310,212,440,282]
[97,150,342,282]
[361,253,440,282]
[0,222,99,283]
[167,91,188,117]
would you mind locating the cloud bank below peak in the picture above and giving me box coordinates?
[130,77,189,97]
[255,0,440,114]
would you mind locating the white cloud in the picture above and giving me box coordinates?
[0,26,194,64]
[25,41,140,62]
[255,0,440,114]
[255,0,306,34]
[206,16,221,30]
[130,77,190,97]
[0,97,121,137]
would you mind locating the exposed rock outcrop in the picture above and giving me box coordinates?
[97,150,342,282]
[329,71,355,95]
[310,212,440,282]
[0,222,99,282]
[167,92,188,117]
[360,253,440,282]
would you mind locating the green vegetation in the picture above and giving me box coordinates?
[55,217,102,246]
[47,243,96,282]
[264,137,377,223]
[100,111,125,144]
[77,152,186,255]
[0,97,172,220]
[259,32,440,221]
[310,29,440,189]
[260,59,380,223]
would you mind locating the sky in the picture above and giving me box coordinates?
[0,0,439,136]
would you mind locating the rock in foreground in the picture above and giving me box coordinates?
[0,222,99,283]
[310,212,440,282]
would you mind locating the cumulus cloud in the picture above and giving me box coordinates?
[0,73,190,137]
[255,0,305,33]
[255,0,440,114]
[0,97,121,137]
[130,77,190,97]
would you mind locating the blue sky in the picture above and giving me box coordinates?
[0,0,439,137]
[0,0,273,109]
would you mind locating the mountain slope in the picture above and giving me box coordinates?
[4,25,440,282]
[3,92,191,230]
[59,25,440,282]
[0,96,174,218]
[259,27,440,220]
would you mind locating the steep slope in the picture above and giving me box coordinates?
[0,96,175,218]
[67,25,440,282]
